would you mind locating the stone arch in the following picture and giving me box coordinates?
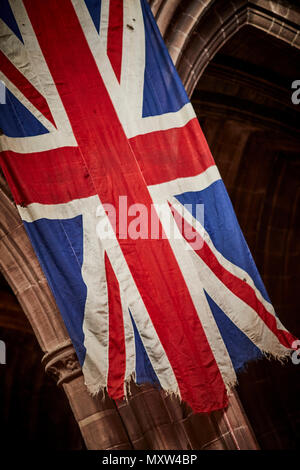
[153,0,300,97]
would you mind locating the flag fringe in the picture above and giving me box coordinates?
[226,347,292,382]
[262,348,292,365]
[84,348,293,407]
[84,370,183,404]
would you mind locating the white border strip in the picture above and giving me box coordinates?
[120,289,136,386]
[81,204,110,392]
[148,165,221,202]
[99,0,110,51]
[128,102,196,139]
[17,196,95,222]
[120,0,145,118]
[95,202,180,394]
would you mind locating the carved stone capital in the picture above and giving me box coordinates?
[42,340,82,386]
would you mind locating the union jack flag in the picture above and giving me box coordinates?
[0,0,297,413]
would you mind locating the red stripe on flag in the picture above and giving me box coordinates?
[23,0,227,413]
[130,118,215,186]
[0,147,96,205]
[107,0,123,82]
[105,252,126,400]
[0,51,56,128]
[171,204,297,348]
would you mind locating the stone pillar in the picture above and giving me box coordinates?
[115,384,259,450]
[42,340,132,450]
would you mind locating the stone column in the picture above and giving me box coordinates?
[42,340,132,449]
